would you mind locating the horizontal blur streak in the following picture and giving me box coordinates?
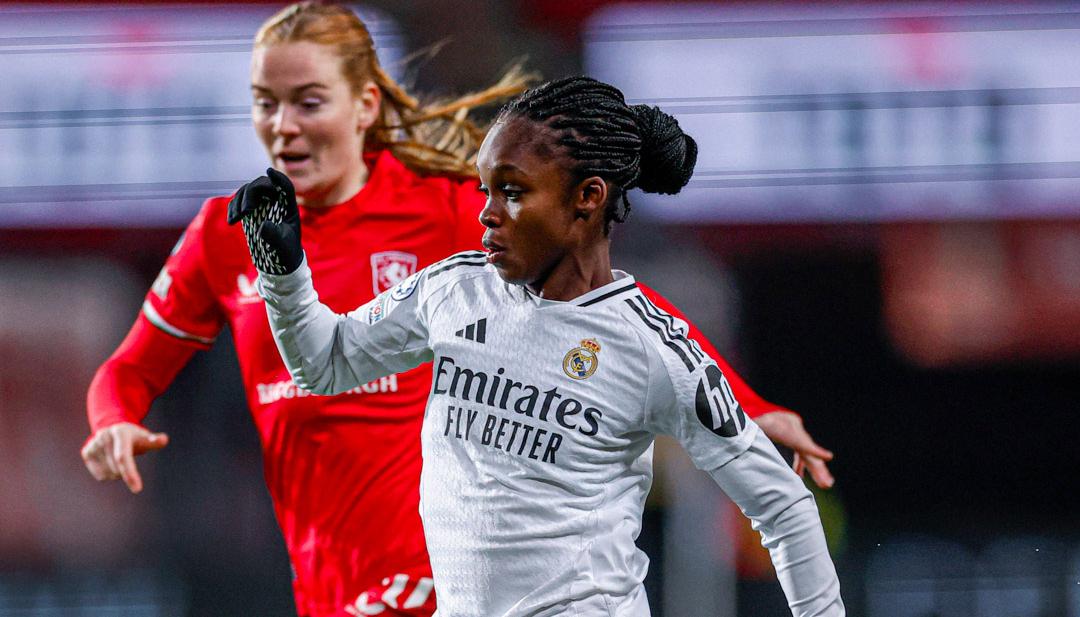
[585,1,1080,223]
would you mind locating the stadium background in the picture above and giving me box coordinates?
[1,1,1078,615]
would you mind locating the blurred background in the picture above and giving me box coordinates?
[1,1,1078,615]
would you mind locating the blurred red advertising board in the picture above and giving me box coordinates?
[882,221,1080,365]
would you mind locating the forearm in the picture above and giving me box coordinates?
[87,315,199,432]
[709,430,844,616]
[257,256,379,395]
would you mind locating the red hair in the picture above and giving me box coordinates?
[256,1,531,178]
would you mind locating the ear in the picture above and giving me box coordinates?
[355,80,381,132]
[571,176,608,223]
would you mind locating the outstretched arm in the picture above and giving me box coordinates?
[708,430,844,616]
[82,315,187,492]
[643,342,844,616]
[84,199,225,494]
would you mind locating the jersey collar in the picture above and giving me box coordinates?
[521,270,638,309]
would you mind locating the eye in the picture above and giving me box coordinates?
[502,185,523,202]
[478,185,489,196]
[253,97,276,111]
[300,98,324,111]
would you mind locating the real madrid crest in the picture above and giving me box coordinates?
[563,338,601,380]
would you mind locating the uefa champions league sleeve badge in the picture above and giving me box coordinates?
[563,338,601,380]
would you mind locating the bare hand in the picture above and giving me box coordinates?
[754,411,835,489]
[81,422,169,494]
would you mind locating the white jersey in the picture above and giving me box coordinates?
[259,251,844,617]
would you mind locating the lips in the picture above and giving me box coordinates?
[276,152,311,171]
[482,237,507,264]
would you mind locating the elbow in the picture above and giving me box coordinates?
[289,357,358,397]
[289,369,338,396]
[302,382,338,396]
[756,492,821,550]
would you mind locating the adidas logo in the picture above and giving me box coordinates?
[454,318,487,344]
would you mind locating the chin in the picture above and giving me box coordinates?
[492,264,527,287]
[291,179,325,202]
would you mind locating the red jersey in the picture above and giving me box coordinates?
[87,151,787,617]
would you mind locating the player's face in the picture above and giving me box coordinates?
[251,42,379,207]
[476,116,596,289]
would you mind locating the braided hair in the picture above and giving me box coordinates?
[497,76,698,233]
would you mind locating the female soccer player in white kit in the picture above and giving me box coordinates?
[231,76,844,616]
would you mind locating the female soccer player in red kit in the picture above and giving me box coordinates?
[80,3,833,616]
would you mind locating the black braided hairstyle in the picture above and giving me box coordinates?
[497,76,698,233]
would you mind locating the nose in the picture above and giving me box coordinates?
[272,104,301,137]
[479,196,502,229]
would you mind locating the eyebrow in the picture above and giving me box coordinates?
[251,82,331,93]
[492,163,526,175]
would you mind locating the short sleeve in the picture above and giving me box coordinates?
[450,179,487,253]
[639,306,759,471]
[142,199,227,348]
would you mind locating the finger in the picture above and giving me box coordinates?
[265,166,286,186]
[226,183,248,224]
[81,435,111,480]
[805,456,835,489]
[792,452,806,477]
[100,432,122,480]
[80,435,100,465]
[112,430,140,492]
[246,175,277,205]
[234,176,276,219]
[118,433,143,494]
[788,431,835,462]
[83,446,111,481]
[87,461,110,481]
[266,167,294,195]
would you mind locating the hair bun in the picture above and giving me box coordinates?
[629,104,698,195]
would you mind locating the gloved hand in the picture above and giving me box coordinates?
[227,168,303,275]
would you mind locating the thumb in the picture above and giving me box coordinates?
[133,432,169,455]
[226,183,248,225]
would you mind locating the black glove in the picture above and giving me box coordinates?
[227,168,303,275]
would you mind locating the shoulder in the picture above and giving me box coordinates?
[407,251,494,311]
[372,150,474,192]
[616,288,707,377]
[168,194,248,279]
[189,194,237,239]
[373,151,483,209]
[422,250,491,284]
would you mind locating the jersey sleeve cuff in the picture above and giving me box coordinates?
[256,253,312,299]
[141,301,216,347]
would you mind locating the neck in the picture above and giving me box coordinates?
[528,238,614,302]
[296,161,370,209]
